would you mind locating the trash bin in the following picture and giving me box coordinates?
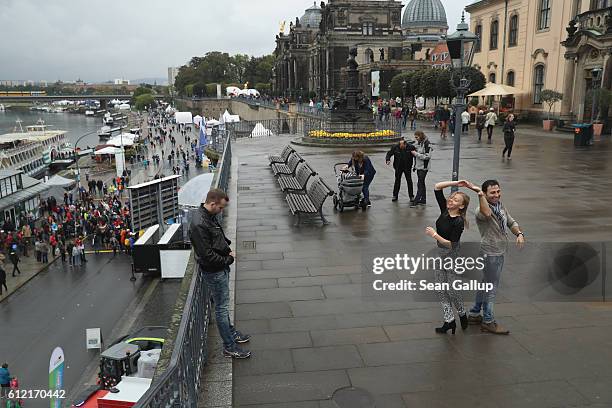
[573,124,593,147]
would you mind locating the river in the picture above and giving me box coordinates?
[0,109,106,149]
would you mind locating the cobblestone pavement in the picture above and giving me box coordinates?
[227,126,612,408]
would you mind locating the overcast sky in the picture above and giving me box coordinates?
[0,0,472,83]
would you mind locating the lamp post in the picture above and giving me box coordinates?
[446,12,478,192]
[402,80,407,107]
[591,67,602,123]
[74,130,99,193]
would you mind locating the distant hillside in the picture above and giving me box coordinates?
[131,77,168,85]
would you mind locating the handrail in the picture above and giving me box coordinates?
[133,135,232,408]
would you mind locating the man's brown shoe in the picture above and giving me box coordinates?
[467,315,482,325]
[480,322,510,335]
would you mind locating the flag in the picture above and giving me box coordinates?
[199,124,208,147]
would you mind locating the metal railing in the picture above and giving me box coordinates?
[133,135,232,408]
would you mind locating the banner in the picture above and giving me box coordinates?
[371,71,380,97]
[49,347,65,408]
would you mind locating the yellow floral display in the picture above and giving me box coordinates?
[307,129,397,138]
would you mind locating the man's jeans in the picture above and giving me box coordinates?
[202,266,237,350]
[469,254,504,323]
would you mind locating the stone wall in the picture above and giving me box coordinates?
[177,98,290,122]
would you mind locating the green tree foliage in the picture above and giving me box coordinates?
[133,86,154,98]
[539,89,563,120]
[389,73,411,99]
[135,93,155,111]
[192,82,208,97]
[174,52,275,96]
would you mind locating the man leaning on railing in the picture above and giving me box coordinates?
[189,188,252,359]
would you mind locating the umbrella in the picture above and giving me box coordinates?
[193,115,203,127]
[206,119,221,127]
[178,173,215,207]
[468,83,525,97]
[95,146,122,155]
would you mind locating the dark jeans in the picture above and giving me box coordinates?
[202,266,237,350]
[487,125,494,140]
[0,280,7,294]
[462,123,469,132]
[503,133,515,157]
[12,263,20,275]
[362,176,374,202]
[393,166,414,199]
[414,170,428,204]
[477,127,484,140]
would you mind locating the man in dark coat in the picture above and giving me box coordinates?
[9,246,20,277]
[386,139,417,203]
[0,262,7,295]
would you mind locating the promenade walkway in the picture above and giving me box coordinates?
[224,127,612,407]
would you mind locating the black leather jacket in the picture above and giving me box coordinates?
[189,206,234,273]
[385,143,415,170]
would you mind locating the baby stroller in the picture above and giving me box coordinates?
[332,163,366,212]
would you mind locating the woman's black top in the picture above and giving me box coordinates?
[503,121,516,135]
[434,189,464,250]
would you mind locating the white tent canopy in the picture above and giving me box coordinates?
[206,119,221,127]
[193,115,203,127]
[250,122,273,137]
[174,111,193,124]
[106,133,136,147]
[222,110,240,123]
[45,174,75,187]
[95,146,123,155]
[468,83,525,97]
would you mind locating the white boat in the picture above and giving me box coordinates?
[0,104,5,112]
[0,119,68,177]
[85,110,95,116]
[103,113,114,125]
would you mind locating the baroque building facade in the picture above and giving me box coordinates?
[273,0,449,99]
[466,0,611,122]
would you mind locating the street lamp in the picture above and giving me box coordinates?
[590,67,603,123]
[402,80,407,107]
[74,130,99,193]
[446,12,478,191]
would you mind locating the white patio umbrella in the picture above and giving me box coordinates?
[206,119,221,127]
[468,82,525,97]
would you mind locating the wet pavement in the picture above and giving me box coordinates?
[229,126,612,408]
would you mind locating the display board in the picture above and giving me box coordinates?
[128,175,180,232]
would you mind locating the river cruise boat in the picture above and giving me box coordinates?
[0,120,68,177]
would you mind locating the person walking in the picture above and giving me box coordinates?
[0,363,10,399]
[9,246,20,277]
[386,139,416,203]
[0,262,7,296]
[346,151,376,207]
[476,110,486,141]
[439,106,451,138]
[189,188,251,359]
[502,114,516,159]
[409,106,418,130]
[72,243,81,266]
[467,180,525,335]
[485,108,498,142]
[425,180,477,334]
[461,109,471,133]
[411,131,433,207]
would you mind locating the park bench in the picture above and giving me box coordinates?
[268,145,294,165]
[286,177,334,225]
[271,151,304,176]
[277,162,317,192]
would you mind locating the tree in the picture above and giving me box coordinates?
[133,86,154,98]
[193,82,208,97]
[435,69,453,100]
[135,93,155,111]
[230,54,250,84]
[540,90,563,120]
[389,73,411,99]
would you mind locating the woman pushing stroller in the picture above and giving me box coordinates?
[343,151,376,207]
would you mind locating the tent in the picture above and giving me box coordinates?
[222,110,240,123]
[193,115,203,127]
[250,122,273,137]
[95,146,123,155]
[206,119,221,127]
[174,111,193,124]
[105,133,135,147]
[45,175,75,187]
[468,83,525,97]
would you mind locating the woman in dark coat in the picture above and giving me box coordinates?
[346,151,376,207]
[502,114,516,159]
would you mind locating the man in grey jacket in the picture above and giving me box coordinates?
[467,180,525,334]
[410,131,432,207]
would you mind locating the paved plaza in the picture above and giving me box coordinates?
[220,126,612,408]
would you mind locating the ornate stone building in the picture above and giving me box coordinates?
[273,0,449,99]
[466,0,611,122]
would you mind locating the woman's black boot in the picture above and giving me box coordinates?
[459,314,468,330]
[435,320,456,334]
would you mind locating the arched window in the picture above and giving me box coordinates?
[509,15,519,47]
[490,20,499,50]
[489,73,497,83]
[533,65,545,104]
[475,24,482,52]
[538,0,551,30]
[506,71,515,86]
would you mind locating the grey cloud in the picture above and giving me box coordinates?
[0,0,470,82]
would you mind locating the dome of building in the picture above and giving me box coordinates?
[301,2,322,29]
[402,0,448,29]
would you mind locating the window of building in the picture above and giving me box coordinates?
[362,22,373,36]
[538,0,551,30]
[475,24,482,52]
[489,73,497,83]
[506,71,515,86]
[534,65,545,104]
[490,20,499,50]
[509,15,519,47]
